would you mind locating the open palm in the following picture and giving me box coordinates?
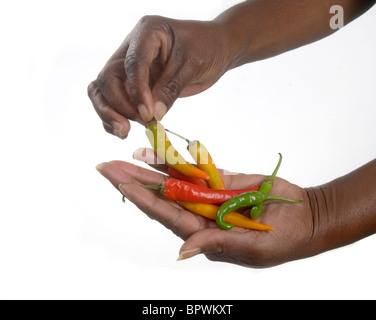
[97,157,315,268]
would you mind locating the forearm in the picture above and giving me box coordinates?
[306,158,376,255]
[215,0,375,68]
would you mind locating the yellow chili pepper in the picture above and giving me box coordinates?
[145,121,210,181]
[178,201,274,231]
[187,140,226,190]
[164,128,225,190]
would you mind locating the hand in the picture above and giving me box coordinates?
[96,155,317,268]
[88,16,232,139]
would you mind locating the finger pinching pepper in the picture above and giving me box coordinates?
[216,190,302,230]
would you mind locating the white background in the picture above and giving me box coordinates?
[0,0,375,299]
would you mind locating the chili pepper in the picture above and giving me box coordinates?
[187,140,226,190]
[216,191,303,230]
[167,167,208,188]
[178,201,274,231]
[251,153,282,220]
[165,129,225,190]
[143,178,259,204]
[145,121,210,181]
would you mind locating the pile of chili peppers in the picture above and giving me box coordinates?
[144,121,302,231]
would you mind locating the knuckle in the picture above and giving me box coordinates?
[204,235,225,262]
[123,52,140,73]
[137,15,162,28]
[133,15,173,47]
[96,70,107,91]
[162,79,182,100]
[137,15,154,27]
[87,80,97,98]
[171,213,184,237]
[97,101,110,114]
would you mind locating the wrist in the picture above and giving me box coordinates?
[213,1,283,70]
[305,162,376,257]
[213,5,256,70]
[305,185,339,256]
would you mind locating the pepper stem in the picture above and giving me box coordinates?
[165,128,191,144]
[142,184,162,191]
[271,153,282,179]
[265,195,303,203]
[263,152,282,186]
[142,181,166,195]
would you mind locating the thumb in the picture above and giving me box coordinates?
[177,228,226,261]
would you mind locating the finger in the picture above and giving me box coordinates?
[98,161,166,187]
[132,147,169,173]
[124,50,155,122]
[178,227,259,265]
[97,160,208,239]
[88,80,130,139]
[119,182,202,239]
[96,161,134,190]
[124,18,173,122]
[177,228,228,261]
[97,66,145,125]
[221,171,266,190]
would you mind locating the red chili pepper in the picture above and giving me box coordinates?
[167,167,208,188]
[144,179,259,204]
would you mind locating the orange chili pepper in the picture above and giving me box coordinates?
[145,121,210,181]
[167,167,208,188]
[178,201,274,231]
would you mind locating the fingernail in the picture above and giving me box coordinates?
[138,104,152,122]
[95,163,106,176]
[112,121,127,139]
[177,248,201,261]
[118,183,130,200]
[132,148,157,164]
[154,101,167,121]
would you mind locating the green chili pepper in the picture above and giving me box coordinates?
[216,190,302,230]
[251,153,282,220]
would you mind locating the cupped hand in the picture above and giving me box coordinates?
[96,153,318,268]
[88,16,232,139]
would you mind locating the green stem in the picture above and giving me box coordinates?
[265,195,303,203]
[165,128,191,144]
[143,184,162,191]
[270,153,282,180]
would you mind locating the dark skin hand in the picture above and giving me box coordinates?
[88,0,375,139]
[96,159,311,268]
[87,17,231,139]
[96,150,376,268]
